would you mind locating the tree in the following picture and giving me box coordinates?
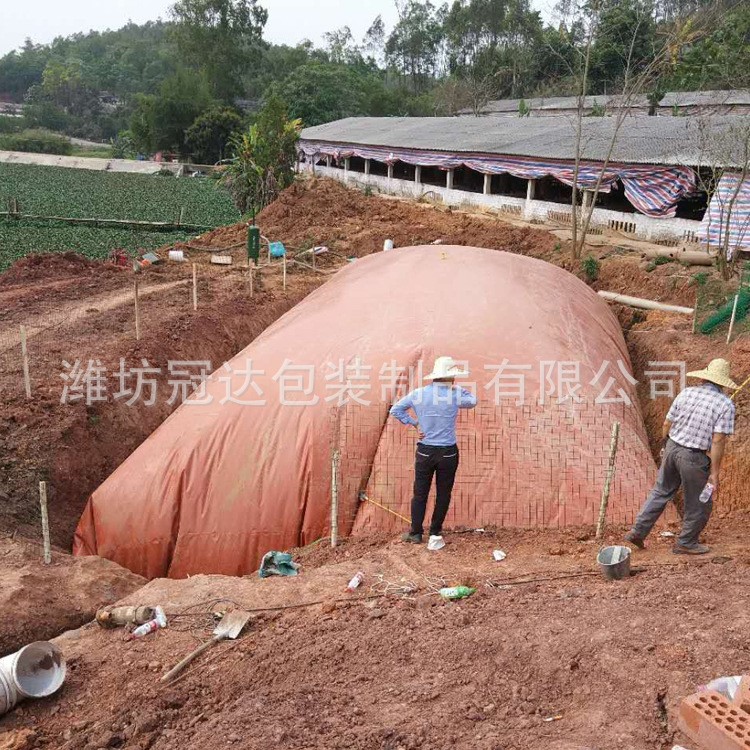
[277,63,368,126]
[185,106,244,163]
[385,0,444,93]
[362,16,387,67]
[221,94,301,212]
[324,26,363,65]
[130,68,214,154]
[170,0,268,101]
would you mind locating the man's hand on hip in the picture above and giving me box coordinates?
[413,423,425,441]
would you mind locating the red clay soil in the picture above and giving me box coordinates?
[1,177,748,553]
[0,534,144,656]
[1,526,750,749]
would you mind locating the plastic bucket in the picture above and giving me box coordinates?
[597,545,632,581]
[269,241,286,258]
[0,642,66,707]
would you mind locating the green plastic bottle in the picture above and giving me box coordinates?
[439,586,476,600]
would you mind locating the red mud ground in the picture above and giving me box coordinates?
[1,178,750,749]
[1,525,750,749]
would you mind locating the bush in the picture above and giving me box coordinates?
[581,254,600,282]
[0,115,23,134]
[0,129,72,155]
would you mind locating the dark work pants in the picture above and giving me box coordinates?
[411,443,459,536]
[631,438,712,547]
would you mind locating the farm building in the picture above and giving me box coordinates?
[457,89,750,117]
[298,113,750,253]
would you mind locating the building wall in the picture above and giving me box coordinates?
[309,162,702,245]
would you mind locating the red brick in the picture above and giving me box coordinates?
[678,690,750,750]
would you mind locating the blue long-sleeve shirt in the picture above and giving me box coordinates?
[390,384,477,446]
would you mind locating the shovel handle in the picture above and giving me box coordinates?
[161,636,220,683]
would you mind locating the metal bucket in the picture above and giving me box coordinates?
[597,545,632,581]
[0,641,66,714]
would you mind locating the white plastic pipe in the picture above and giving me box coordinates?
[598,290,694,315]
[0,642,66,715]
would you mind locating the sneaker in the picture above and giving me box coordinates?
[401,532,423,544]
[673,543,710,555]
[427,535,445,551]
[624,531,645,550]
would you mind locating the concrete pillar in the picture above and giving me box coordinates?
[446,168,454,191]
[364,159,371,177]
[483,173,492,195]
[415,165,422,185]
[310,156,316,176]
[525,178,537,219]
[387,163,394,180]
[344,157,350,177]
[526,178,536,202]
[326,155,332,168]
[582,189,594,209]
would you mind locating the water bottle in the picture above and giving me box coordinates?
[699,482,714,504]
[438,586,476,600]
[346,572,365,591]
[129,620,160,639]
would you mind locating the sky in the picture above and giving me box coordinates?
[1,0,554,57]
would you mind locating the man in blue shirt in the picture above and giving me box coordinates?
[390,356,477,546]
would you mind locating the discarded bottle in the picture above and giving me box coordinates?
[347,572,365,591]
[129,620,161,639]
[438,586,476,600]
[699,483,714,504]
[153,606,168,629]
[96,606,155,628]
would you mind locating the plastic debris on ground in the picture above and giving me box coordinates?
[439,586,476,600]
[543,715,563,722]
[127,606,167,640]
[427,535,445,551]
[659,531,676,538]
[346,572,365,591]
[699,675,742,700]
[258,551,300,578]
[493,549,507,562]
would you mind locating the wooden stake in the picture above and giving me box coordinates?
[134,277,141,341]
[282,251,287,291]
[727,293,740,345]
[192,263,198,311]
[39,481,51,564]
[19,324,31,399]
[330,449,340,548]
[248,263,254,298]
[596,421,621,540]
[178,206,185,226]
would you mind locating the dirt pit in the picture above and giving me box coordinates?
[1,525,750,749]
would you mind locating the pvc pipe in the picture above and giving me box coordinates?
[641,248,714,266]
[598,290,694,315]
[0,641,66,714]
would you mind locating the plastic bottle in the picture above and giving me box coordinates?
[699,482,714,504]
[153,606,168,628]
[129,620,160,639]
[347,572,365,591]
[438,586,476,600]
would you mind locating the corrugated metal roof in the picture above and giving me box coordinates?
[660,89,750,107]
[301,114,750,167]
[459,93,649,115]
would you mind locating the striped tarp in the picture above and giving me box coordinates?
[299,140,696,218]
[700,173,750,259]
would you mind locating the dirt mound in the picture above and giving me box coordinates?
[0,535,145,656]
[0,252,122,289]
[3,527,750,748]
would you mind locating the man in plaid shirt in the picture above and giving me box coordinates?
[626,358,738,555]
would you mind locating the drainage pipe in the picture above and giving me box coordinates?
[0,641,66,715]
[598,291,694,315]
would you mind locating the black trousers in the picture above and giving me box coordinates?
[411,443,459,536]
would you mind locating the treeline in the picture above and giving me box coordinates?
[0,0,747,161]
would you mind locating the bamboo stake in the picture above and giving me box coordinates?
[178,206,185,226]
[727,293,740,345]
[134,278,141,341]
[282,251,287,291]
[596,421,621,540]
[19,324,31,399]
[192,263,198,311]
[248,263,254,298]
[39,481,51,564]
[331,449,340,548]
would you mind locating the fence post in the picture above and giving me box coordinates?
[727,293,740,345]
[38,481,52,564]
[248,264,254,298]
[19,324,31,399]
[134,277,141,341]
[596,421,621,540]
[192,263,198,311]
[331,449,340,548]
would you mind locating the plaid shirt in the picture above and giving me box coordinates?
[667,382,735,450]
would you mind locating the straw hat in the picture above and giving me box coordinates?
[686,358,738,389]
[425,356,468,380]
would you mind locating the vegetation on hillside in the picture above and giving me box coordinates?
[0,0,746,160]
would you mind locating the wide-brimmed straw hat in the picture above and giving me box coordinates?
[424,356,468,380]
[686,358,738,389]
